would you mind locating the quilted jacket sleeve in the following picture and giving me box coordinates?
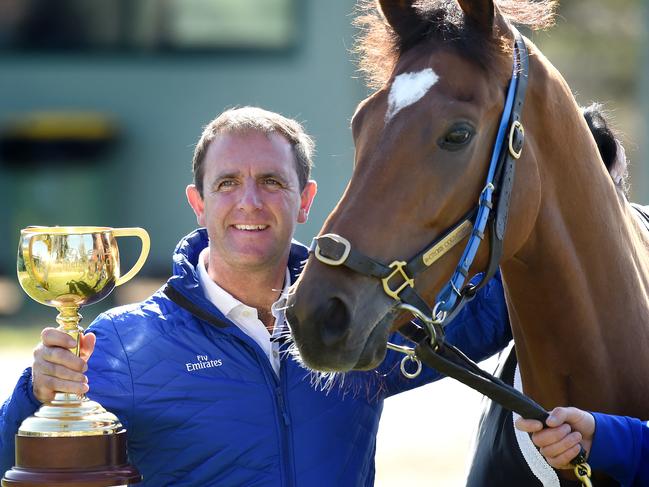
[588,413,649,487]
[0,368,42,476]
[381,272,512,396]
[85,313,135,433]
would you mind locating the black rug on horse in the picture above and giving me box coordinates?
[465,346,585,487]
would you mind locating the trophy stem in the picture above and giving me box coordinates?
[56,306,83,356]
[56,306,84,403]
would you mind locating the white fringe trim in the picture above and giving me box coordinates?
[512,364,561,487]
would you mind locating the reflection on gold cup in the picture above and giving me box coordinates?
[2,226,148,486]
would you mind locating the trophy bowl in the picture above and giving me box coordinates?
[17,226,148,310]
[2,226,148,487]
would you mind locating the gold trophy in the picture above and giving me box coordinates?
[2,226,149,487]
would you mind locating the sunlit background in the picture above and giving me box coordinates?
[0,1,646,485]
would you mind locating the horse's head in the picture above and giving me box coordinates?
[288,0,554,371]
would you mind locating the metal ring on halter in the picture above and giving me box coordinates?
[400,355,423,379]
[397,302,432,323]
[396,302,444,348]
[431,301,447,324]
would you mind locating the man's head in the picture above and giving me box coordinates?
[186,107,317,277]
[192,107,315,197]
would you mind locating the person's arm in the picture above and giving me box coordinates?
[0,328,95,475]
[588,413,649,487]
[516,407,649,487]
[443,271,512,361]
[0,368,42,475]
[382,271,512,394]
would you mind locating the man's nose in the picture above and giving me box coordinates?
[238,182,263,211]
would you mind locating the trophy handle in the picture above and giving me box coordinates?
[112,227,150,286]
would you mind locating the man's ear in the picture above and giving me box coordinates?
[186,184,206,227]
[298,180,317,224]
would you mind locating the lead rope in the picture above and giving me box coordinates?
[389,304,593,487]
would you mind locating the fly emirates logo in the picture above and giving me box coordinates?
[186,354,223,372]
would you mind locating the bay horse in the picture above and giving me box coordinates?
[286,0,649,485]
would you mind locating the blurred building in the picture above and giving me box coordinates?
[0,0,364,320]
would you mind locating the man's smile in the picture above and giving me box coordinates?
[232,224,269,231]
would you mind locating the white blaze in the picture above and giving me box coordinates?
[385,68,439,122]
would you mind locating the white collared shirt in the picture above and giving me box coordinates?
[197,248,287,376]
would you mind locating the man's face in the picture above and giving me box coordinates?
[187,131,316,274]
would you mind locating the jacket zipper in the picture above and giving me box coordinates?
[236,336,295,487]
[277,361,295,487]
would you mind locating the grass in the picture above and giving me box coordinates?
[0,324,46,354]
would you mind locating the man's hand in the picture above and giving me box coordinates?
[515,407,596,469]
[32,328,96,403]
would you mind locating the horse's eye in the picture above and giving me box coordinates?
[438,123,474,151]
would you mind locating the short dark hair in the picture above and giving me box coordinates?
[192,107,314,196]
[582,103,617,174]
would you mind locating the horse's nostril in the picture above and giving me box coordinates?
[318,297,350,347]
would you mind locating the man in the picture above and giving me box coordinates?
[0,106,511,486]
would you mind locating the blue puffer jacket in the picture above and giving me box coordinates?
[1,229,512,486]
[588,413,649,487]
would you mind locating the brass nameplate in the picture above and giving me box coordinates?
[422,220,473,267]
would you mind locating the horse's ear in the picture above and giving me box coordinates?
[377,0,422,40]
[457,0,494,34]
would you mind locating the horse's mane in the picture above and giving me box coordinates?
[353,0,557,90]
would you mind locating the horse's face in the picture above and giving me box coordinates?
[287,0,540,371]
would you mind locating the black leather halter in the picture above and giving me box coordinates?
[309,30,592,481]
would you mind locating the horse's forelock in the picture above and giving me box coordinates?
[353,0,557,90]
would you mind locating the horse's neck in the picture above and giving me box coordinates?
[501,80,649,415]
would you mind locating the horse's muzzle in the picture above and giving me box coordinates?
[286,294,356,371]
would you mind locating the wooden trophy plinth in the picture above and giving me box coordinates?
[2,431,141,487]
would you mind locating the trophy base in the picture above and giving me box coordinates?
[2,430,141,487]
[18,394,123,437]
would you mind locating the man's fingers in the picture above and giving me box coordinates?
[36,345,86,372]
[33,375,89,402]
[32,327,94,404]
[545,443,583,470]
[546,407,584,428]
[538,430,582,459]
[515,417,543,433]
[41,327,77,349]
[36,360,88,384]
[531,424,573,448]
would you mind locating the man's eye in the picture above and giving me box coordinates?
[263,178,281,186]
[217,180,236,190]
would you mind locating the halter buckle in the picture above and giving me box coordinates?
[313,234,351,266]
[382,261,415,300]
[508,120,525,159]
